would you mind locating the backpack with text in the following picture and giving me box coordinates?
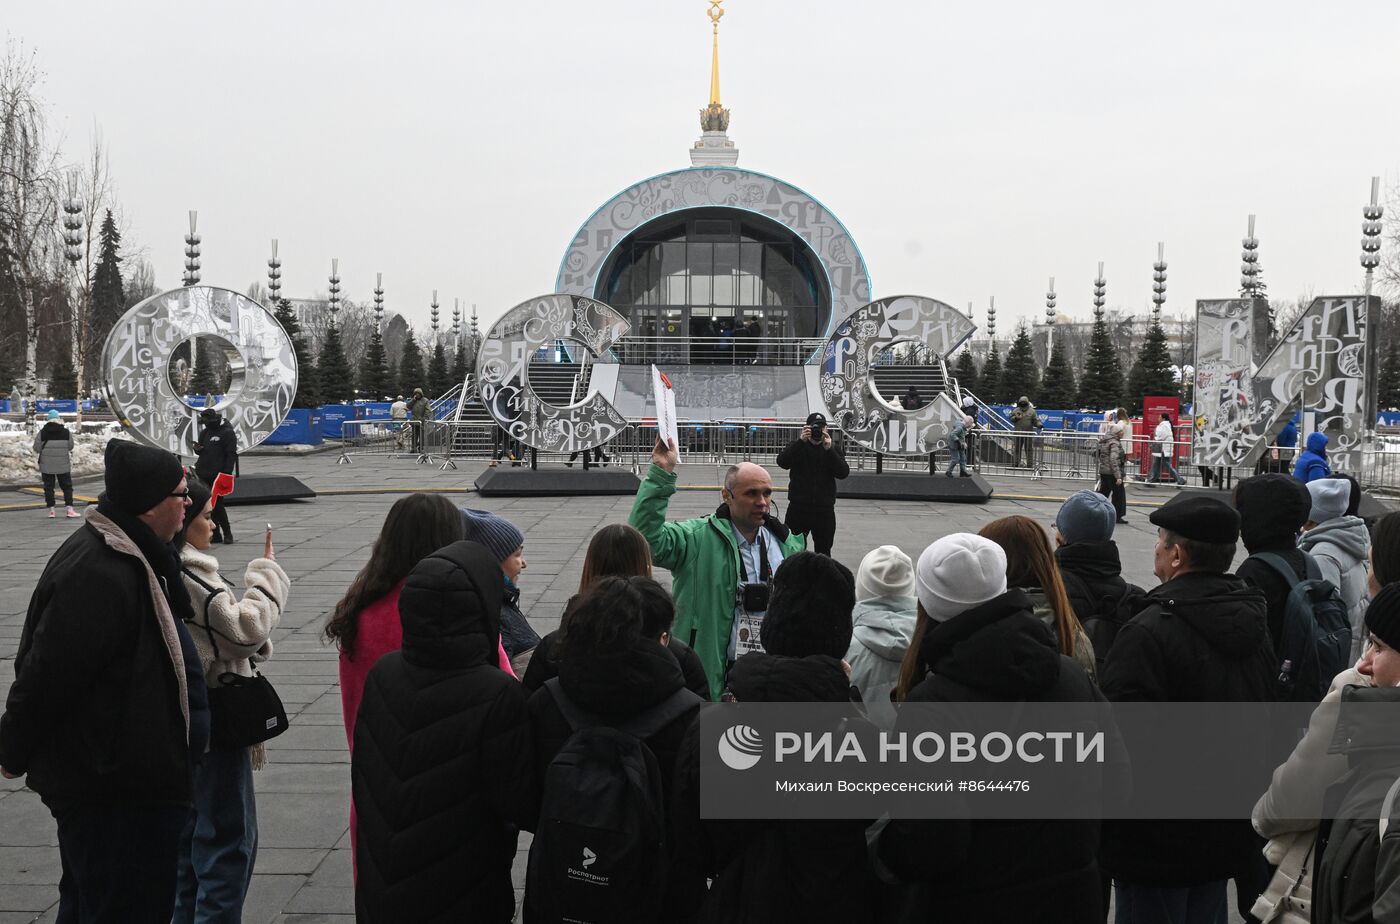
[1248,551,1351,703]
[526,678,701,924]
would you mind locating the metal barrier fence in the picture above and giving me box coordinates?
[334,417,1217,486]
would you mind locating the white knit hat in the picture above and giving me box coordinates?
[1307,478,1350,524]
[856,545,914,602]
[915,534,1008,622]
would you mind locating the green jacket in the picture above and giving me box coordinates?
[628,464,806,700]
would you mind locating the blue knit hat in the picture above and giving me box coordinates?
[459,508,524,563]
[46,409,60,421]
[1055,490,1116,544]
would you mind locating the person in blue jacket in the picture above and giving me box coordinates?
[1293,431,1332,483]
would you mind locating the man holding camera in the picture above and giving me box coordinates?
[629,435,807,700]
[776,412,850,557]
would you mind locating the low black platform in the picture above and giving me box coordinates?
[474,466,642,497]
[840,471,994,503]
[221,473,317,506]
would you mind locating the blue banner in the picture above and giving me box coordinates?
[264,409,322,445]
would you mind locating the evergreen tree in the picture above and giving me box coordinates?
[427,340,452,396]
[188,339,219,398]
[999,325,1039,404]
[1123,317,1178,412]
[1038,335,1077,410]
[450,340,469,387]
[1379,336,1400,411]
[397,330,425,396]
[980,346,1004,404]
[91,210,125,325]
[1076,314,1124,410]
[272,298,318,408]
[361,329,391,399]
[317,322,354,404]
[952,348,978,398]
[48,353,77,399]
[0,347,14,398]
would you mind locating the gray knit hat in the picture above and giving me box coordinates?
[458,508,524,563]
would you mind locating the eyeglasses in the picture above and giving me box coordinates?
[169,490,191,500]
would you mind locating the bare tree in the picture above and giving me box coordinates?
[1380,179,1400,300]
[123,256,158,308]
[64,131,121,402]
[0,41,62,397]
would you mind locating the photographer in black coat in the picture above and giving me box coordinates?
[194,409,238,543]
[351,540,535,924]
[776,412,850,556]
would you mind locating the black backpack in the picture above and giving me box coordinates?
[1068,576,1143,673]
[526,678,701,924]
[1248,551,1351,703]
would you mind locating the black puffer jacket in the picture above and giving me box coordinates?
[1312,685,1400,924]
[352,541,535,924]
[775,437,850,508]
[1099,570,1276,886]
[1234,473,1312,658]
[672,653,877,924]
[194,418,238,481]
[522,621,710,701]
[877,589,1110,924]
[1055,539,1145,670]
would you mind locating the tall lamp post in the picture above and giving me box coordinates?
[61,177,85,414]
[1362,178,1384,437]
[1152,243,1167,323]
[1045,277,1056,353]
[267,239,282,307]
[1241,215,1260,299]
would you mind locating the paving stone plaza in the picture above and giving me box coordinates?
[0,452,1268,922]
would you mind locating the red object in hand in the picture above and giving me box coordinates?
[211,473,235,507]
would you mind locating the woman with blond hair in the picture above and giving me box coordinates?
[979,514,1097,681]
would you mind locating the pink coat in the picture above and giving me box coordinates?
[338,579,515,867]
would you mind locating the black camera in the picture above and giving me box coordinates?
[738,582,771,612]
[810,420,825,442]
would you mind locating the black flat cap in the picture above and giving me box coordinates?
[1149,494,1241,544]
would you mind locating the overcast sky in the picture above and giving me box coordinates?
[8,0,1399,333]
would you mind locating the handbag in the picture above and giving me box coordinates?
[182,566,289,750]
[207,669,289,750]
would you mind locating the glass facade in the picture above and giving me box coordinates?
[598,209,830,361]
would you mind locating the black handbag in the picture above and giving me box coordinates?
[207,669,289,750]
[182,566,289,750]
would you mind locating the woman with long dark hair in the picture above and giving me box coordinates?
[979,514,1097,681]
[521,524,709,698]
[329,493,509,741]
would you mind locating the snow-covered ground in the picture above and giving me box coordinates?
[0,424,130,484]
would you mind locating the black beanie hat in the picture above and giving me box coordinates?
[761,551,856,659]
[1365,582,1400,651]
[1234,473,1311,552]
[104,440,185,516]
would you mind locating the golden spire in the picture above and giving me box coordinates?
[699,1,730,133]
[708,1,724,106]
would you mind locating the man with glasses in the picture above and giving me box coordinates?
[0,440,211,922]
[629,435,807,699]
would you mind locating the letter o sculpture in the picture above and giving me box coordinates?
[817,295,975,455]
[476,294,630,453]
[101,286,298,458]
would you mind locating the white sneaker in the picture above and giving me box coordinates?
[47,508,55,518]
[66,507,80,518]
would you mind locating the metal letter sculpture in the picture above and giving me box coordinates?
[476,294,629,453]
[818,295,974,455]
[1193,295,1373,472]
[102,286,298,458]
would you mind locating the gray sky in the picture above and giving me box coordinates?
[9,0,1400,333]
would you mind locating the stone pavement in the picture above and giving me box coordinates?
[0,453,1249,922]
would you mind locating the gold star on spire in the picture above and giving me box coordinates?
[700,1,730,132]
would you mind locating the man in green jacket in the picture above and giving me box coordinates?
[629,435,807,700]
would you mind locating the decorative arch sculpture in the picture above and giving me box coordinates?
[817,295,974,455]
[102,286,297,457]
[476,294,630,453]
